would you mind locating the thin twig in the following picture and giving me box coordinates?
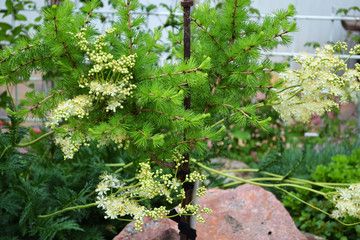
[149,67,202,79]
[209,103,259,125]
[174,136,208,146]
[11,56,52,73]
[137,108,186,122]
[30,89,65,112]
[62,42,77,68]
[0,45,34,65]
[229,68,274,75]
[84,9,94,27]
[219,85,273,90]
[53,17,58,35]
[137,129,153,140]
[204,74,222,112]
[190,17,220,45]
[210,74,222,95]
[150,154,176,169]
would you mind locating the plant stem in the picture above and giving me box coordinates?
[114,162,133,173]
[276,187,360,226]
[38,203,97,218]
[0,145,11,159]
[221,169,350,188]
[15,131,55,148]
[193,160,327,196]
[105,163,125,167]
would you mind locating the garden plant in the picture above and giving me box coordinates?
[1,0,360,239]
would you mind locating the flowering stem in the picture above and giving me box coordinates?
[114,162,133,173]
[221,169,351,187]
[193,160,326,196]
[116,218,133,221]
[275,84,301,94]
[0,145,11,159]
[105,163,126,167]
[192,159,273,188]
[276,187,360,226]
[6,83,17,112]
[15,131,55,148]
[38,203,97,218]
[114,183,140,195]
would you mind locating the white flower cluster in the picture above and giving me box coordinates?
[178,203,212,223]
[95,158,211,230]
[53,132,90,159]
[95,166,172,230]
[46,95,93,128]
[48,27,137,159]
[332,184,360,219]
[273,42,360,124]
[75,27,137,112]
[96,132,130,149]
[46,95,93,159]
[136,162,181,203]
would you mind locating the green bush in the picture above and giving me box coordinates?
[0,116,133,239]
[281,146,360,240]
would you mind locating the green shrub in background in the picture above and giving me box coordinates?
[279,145,360,240]
[0,115,135,239]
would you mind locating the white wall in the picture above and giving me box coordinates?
[252,0,360,51]
[1,0,360,57]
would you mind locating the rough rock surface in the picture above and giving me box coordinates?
[114,184,307,240]
[114,216,179,240]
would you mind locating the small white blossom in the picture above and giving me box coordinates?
[332,184,360,219]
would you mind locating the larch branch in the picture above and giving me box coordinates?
[226,30,289,65]
[149,67,202,79]
[84,9,94,27]
[190,17,220,46]
[11,55,52,73]
[0,45,34,65]
[150,154,176,169]
[30,89,65,112]
[62,42,77,68]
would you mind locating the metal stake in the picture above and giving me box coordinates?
[179,1,194,240]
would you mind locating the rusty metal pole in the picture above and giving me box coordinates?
[182,0,193,64]
[179,1,194,240]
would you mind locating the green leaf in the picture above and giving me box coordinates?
[14,2,24,10]
[34,16,42,22]
[28,83,35,89]
[0,22,12,31]
[12,26,22,36]
[15,14,27,21]
[249,7,260,17]
[146,4,157,13]
[5,0,14,13]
